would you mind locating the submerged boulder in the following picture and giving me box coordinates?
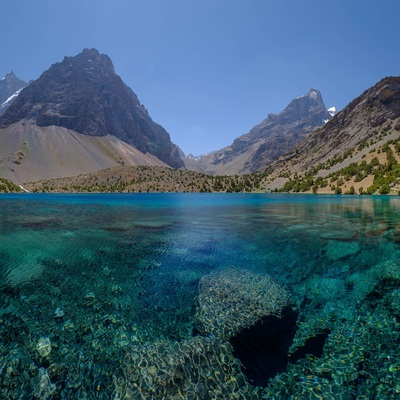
[120,336,255,399]
[346,260,400,302]
[326,240,360,261]
[36,337,51,358]
[195,267,289,340]
[31,368,56,400]
[119,268,293,397]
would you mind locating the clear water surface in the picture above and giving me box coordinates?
[1,193,400,399]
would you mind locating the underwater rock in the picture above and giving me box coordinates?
[346,260,400,302]
[175,269,203,284]
[263,303,400,399]
[54,307,64,322]
[301,277,346,303]
[84,292,95,306]
[195,267,289,340]
[6,260,44,287]
[111,284,122,295]
[36,337,51,358]
[289,328,331,364]
[31,368,56,399]
[63,319,75,331]
[326,240,360,261]
[120,336,255,399]
[386,289,400,317]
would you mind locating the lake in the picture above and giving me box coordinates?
[1,193,400,399]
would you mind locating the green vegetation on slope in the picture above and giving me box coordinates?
[0,178,22,193]
[277,137,400,195]
[24,166,268,193]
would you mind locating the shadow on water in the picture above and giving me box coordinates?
[230,306,299,386]
[230,305,331,387]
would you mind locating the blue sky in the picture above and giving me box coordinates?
[2,1,400,155]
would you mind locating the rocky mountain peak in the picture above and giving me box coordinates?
[268,88,331,126]
[60,48,116,79]
[0,71,28,116]
[4,71,17,79]
[0,49,184,169]
[186,88,333,175]
[0,71,27,103]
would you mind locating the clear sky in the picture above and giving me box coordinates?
[1,1,400,155]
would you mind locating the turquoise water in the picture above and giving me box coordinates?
[1,193,400,399]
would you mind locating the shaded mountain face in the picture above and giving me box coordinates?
[268,76,400,178]
[187,89,332,175]
[0,71,28,116]
[0,49,184,169]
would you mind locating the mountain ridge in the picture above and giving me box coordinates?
[185,88,333,175]
[265,76,400,193]
[1,50,400,194]
[0,48,184,169]
[268,76,400,174]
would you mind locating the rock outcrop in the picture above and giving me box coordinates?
[0,49,184,169]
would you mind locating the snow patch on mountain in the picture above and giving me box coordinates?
[328,107,337,117]
[1,88,23,107]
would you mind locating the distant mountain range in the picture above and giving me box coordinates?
[1,48,400,193]
[185,88,335,175]
[0,71,29,116]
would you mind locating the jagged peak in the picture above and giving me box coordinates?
[265,88,330,126]
[1,71,20,81]
[81,47,101,56]
[60,48,115,74]
[63,48,101,60]
[78,48,110,65]
[297,88,323,101]
[307,88,321,100]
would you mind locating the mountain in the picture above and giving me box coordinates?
[0,71,28,116]
[0,48,184,171]
[0,122,171,184]
[186,89,333,175]
[266,76,400,191]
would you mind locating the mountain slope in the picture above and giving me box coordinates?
[0,121,168,184]
[268,77,400,176]
[0,71,28,116]
[265,76,400,191]
[0,48,184,169]
[187,89,332,175]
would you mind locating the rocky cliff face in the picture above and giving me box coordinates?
[0,71,28,116]
[0,49,184,169]
[187,89,332,175]
[268,76,400,178]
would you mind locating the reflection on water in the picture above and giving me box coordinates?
[1,193,400,398]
